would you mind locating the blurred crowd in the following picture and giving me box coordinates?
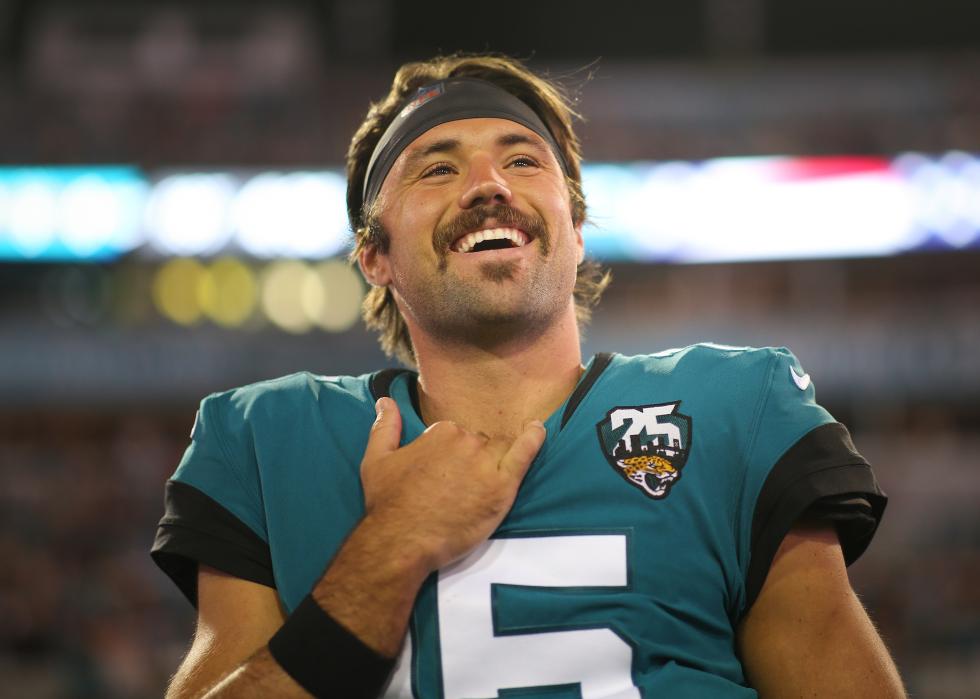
[1,402,978,698]
[0,411,194,698]
[3,68,979,167]
[1,4,979,697]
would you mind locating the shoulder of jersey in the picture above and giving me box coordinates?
[203,371,373,416]
[620,342,789,374]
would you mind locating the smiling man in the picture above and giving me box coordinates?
[151,55,906,698]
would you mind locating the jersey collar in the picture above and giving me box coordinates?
[369,353,616,445]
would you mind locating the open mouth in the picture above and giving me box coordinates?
[451,227,530,254]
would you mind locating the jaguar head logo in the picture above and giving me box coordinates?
[596,402,692,499]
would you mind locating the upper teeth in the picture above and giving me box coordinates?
[454,227,528,253]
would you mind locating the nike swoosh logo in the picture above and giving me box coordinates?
[790,366,811,391]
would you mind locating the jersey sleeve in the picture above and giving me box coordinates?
[151,391,275,608]
[737,348,887,613]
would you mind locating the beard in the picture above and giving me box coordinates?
[388,204,575,350]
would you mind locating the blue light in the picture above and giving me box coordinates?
[3,154,978,264]
[0,166,148,261]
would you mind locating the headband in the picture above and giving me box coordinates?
[361,77,570,208]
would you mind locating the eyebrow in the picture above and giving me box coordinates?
[400,131,552,177]
[401,138,461,176]
[496,132,550,156]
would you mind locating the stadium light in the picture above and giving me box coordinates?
[2,155,979,263]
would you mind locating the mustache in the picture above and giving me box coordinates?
[433,204,550,256]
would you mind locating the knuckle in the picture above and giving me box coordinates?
[428,420,459,436]
[449,430,482,453]
[471,431,491,445]
[488,435,509,449]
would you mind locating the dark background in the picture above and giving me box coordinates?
[1,1,978,696]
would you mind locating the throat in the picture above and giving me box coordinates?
[414,360,589,440]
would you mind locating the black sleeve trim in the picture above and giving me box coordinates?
[268,594,396,699]
[150,480,275,608]
[745,422,887,611]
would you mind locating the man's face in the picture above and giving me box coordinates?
[361,117,584,348]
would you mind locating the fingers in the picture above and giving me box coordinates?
[362,397,403,464]
[398,416,544,479]
[499,420,546,477]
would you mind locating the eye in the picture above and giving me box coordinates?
[508,155,539,168]
[421,163,456,178]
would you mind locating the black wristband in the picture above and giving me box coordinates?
[267,594,397,698]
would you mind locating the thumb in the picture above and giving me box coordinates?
[499,420,546,479]
[363,397,402,463]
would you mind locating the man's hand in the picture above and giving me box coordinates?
[360,397,547,570]
[309,397,546,658]
[165,399,547,697]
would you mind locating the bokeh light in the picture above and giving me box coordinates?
[152,258,206,325]
[260,260,316,333]
[7,180,58,257]
[59,175,126,257]
[145,174,236,256]
[198,258,257,328]
[233,171,349,258]
[305,259,364,332]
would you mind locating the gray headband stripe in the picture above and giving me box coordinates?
[362,77,569,208]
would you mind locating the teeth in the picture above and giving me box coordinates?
[454,227,528,253]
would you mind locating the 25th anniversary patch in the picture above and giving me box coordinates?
[595,402,693,499]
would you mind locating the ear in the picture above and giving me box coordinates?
[358,244,392,287]
[574,220,585,265]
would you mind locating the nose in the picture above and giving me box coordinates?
[458,156,512,209]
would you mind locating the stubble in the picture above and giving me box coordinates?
[389,202,573,349]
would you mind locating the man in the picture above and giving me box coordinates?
[151,55,906,698]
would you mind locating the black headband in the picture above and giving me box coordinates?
[361,77,570,208]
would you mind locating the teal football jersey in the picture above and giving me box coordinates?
[152,344,886,698]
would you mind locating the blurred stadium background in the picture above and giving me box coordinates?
[1,1,978,696]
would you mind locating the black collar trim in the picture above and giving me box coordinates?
[369,352,616,431]
[560,352,615,429]
[368,368,405,402]
[369,367,423,418]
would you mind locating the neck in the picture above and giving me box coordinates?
[410,307,584,440]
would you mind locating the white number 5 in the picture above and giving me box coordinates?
[385,535,639,698]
